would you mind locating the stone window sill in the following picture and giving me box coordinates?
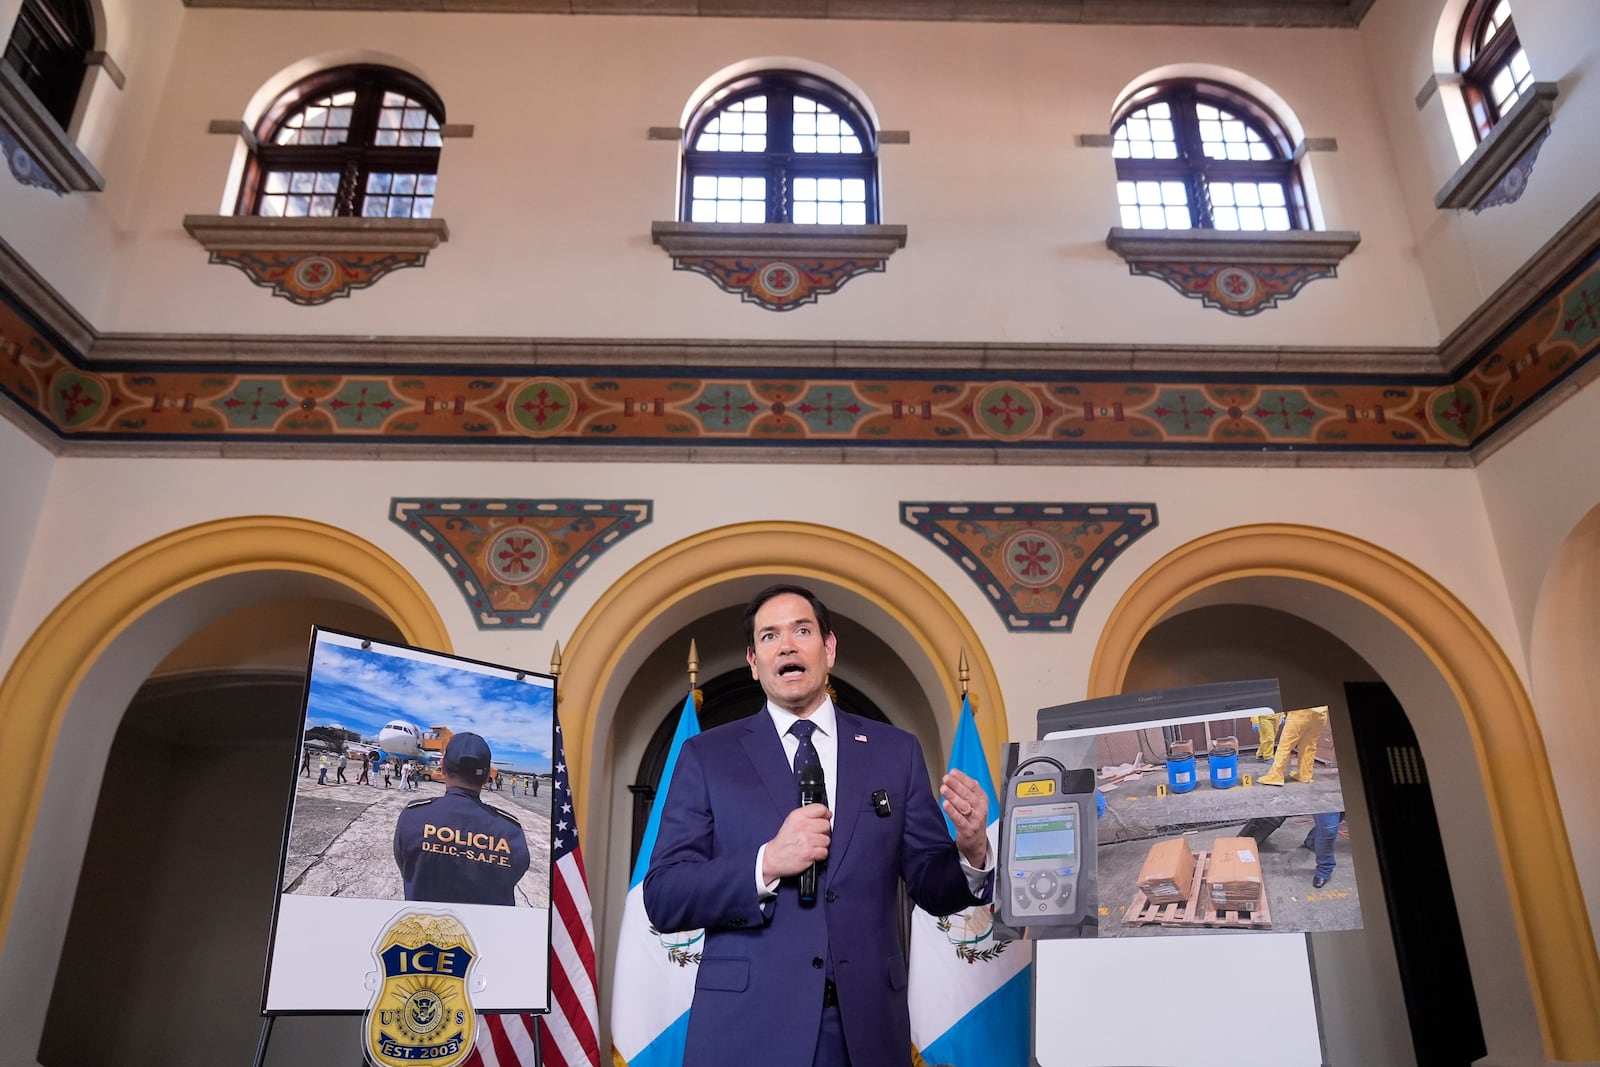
[182,215,450,253]
[1435,82,1557,211]
[651,222,907,259]
[1105,228,1361,265]
[0,65,104,193]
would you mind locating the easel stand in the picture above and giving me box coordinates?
[253,1014,544,1067]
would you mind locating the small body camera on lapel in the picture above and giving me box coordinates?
[871,790,892,818]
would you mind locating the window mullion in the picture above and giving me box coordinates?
[1175,98,1210,227]
[769,88,795,224]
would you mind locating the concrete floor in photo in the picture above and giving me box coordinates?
[281,774,553,907]
[1099,755,1347,838]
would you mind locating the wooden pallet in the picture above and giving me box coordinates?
[1123,849,1272,930]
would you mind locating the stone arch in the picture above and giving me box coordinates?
[1087,522,1600,1061]
[1530,502,1600,954]
[559,520,1006,842]
[0,515,449,945]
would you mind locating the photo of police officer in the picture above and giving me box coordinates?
[393,732,532,907]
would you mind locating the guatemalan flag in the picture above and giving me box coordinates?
[609,691,702,1067]
[908,694,1033,1067]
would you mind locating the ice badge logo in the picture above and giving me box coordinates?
[365,912,478,1066]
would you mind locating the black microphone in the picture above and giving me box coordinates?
[797,762,826,906]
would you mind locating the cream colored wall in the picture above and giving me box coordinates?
[0,421,52,665]
[8,8,1439,345]
[0,0,186,323]
[1360,0,1600,335]
[0,453,1569,1062]
[0,459,1529,712]
[1477,379,1600,952]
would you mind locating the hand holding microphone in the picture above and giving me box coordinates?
[797,763,826,905]
[760,764,831,896]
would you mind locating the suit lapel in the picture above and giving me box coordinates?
[825,711,870,876]
[740,714,794,818]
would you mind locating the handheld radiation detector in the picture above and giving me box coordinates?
[999,755,1097,931]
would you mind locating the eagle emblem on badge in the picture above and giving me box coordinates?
[365,912,478,1066]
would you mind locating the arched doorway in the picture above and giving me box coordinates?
[557,522,1005,1055]
[1088,523,1600,1062]
[0,516,448,1065]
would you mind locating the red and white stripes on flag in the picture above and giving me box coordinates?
[464,709,600,1067]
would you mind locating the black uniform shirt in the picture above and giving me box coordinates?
[393,785,531,906]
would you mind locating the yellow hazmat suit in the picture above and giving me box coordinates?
[1252,713,1280,760]
[1258,706,1330,786]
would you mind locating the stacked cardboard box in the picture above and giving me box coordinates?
[1207,836,1265,912]
[1168,739,1195,759]
[1209,735,1238,756]
[1137,838,1196,905]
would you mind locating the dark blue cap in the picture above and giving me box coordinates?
[443,732,492,782]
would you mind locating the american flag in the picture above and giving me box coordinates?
[465,710,600,1067]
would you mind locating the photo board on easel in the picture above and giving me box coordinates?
[262,627,555,1016]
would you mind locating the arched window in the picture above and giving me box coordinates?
[681,72,878,225]
[1458,0,1533,140]
[1111,81,1306,232]
[2,0,93,129]
[240,65,443,219]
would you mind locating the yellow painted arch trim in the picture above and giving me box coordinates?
[1087,523,1600,1061]
[560,521,1006,838]
[0,515,449,947]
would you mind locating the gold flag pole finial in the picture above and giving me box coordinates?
[958,648,970,698]
[688,639,700,689]
[550,641,562,706]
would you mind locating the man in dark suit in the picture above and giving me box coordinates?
[643,584,993,1067]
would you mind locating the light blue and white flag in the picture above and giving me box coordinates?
[609,691,702,1067]
[909,695,1033,1067]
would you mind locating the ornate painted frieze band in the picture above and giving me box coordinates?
[390,499,652,628]
[652,222,906,310]
[900,502,1158,631]
[183,216,449,305]
[1106,230,1361,315]
[1,243,1596,457]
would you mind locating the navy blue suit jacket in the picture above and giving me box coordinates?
[642,708,989,1067]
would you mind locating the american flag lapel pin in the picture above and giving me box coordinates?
[854,734,868,743]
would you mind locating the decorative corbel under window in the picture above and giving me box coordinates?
[1105,229,1360,316]
[651,222,907,311]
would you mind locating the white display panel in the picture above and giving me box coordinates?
[263,628,555,1013]
[1034,934,1323,1067]
[266,897,551,1012]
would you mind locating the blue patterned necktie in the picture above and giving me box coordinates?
[790,719,821,786]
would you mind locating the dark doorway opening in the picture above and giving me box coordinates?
[1345,681,1487,1067]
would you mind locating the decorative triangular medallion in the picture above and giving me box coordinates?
[391,498,652,628]
[900,502,1158,631]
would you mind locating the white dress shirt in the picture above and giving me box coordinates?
[754,697,992,897]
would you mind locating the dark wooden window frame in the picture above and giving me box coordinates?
[237,65,444,218]
[2,0,93,129]
[680,71,879,225]
[1457,0,1526,141]
[1112,80,1309,231]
